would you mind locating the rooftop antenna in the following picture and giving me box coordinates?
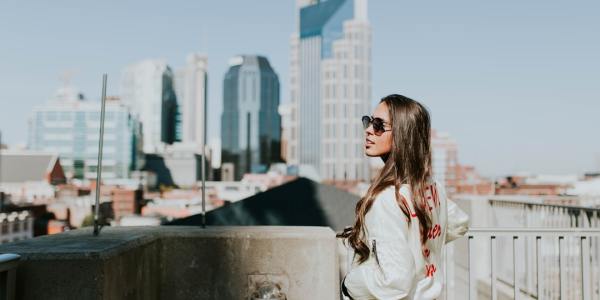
[93,74,108,236]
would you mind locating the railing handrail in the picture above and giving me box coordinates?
[487,197,600,213]
[467,227,600,236]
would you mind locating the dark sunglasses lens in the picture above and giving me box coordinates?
[372,118,384,133]
[361,116,370,129]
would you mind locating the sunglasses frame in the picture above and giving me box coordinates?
[362,115,392,135]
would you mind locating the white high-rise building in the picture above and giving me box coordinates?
[121,60,179,154]
[288,0,372,181]
[174,54,208,150]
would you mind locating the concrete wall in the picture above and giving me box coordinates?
[0,226,339,300]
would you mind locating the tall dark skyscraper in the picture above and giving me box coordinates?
[221,55,281,180]
[161,68,179,145]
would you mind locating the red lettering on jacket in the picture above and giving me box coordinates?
[427,224,441,240]
[425,264,437,277]
[431,184,440,208]
[423,248,430,258]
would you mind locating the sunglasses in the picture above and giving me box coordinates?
[362,115,392,135]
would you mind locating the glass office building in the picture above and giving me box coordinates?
[221,55,281,180]
[28,87,142,179]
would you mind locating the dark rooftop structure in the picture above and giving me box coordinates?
[168,177,360,232]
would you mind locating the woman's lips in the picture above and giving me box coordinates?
[366,139,375,145]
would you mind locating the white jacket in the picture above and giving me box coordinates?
[342,182,469,300]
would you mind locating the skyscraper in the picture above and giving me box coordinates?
[221,55,281,180]
[121,60,180,154]
[288,0,372,181]
[174,54,208,150]
[28,87,142,179]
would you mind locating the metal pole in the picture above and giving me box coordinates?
[201,79,207,228]
[0,130,4,212]
[93,74,107,236]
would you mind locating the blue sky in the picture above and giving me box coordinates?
[1,0,599,177]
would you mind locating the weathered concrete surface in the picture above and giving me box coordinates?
[158,226,339,299]
[0,226,339,300]
[0,227,160,300]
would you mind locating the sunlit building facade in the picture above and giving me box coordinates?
[174,54,208,151]
[288,0,371,181]
[120,59,179,154]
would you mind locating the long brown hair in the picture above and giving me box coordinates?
[339,94,433,264]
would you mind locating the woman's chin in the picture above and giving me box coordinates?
[364,149,378,157]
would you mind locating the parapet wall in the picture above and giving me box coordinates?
[0,226,339,300]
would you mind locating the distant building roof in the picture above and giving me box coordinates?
[0,151,64,184]
[167,177,359,232]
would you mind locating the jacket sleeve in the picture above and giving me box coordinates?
[345,187,416,300]
[445,198,469,243]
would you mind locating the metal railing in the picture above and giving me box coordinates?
[488,198,600,228]
[466,228,600,300]
[0,253,20,300]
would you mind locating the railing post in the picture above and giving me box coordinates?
[558,236,566,300]
[536,236,542,300]
[581,236,591,300]
[491,236,497,300]
[513,236,520,300]
[468,235,475,300]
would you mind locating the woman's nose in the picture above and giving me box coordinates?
[365,123,374,135]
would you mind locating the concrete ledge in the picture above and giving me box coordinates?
[0,226,339,300]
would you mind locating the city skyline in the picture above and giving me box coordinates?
[1,1,599,177]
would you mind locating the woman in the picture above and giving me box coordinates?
[339,94,469,300]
